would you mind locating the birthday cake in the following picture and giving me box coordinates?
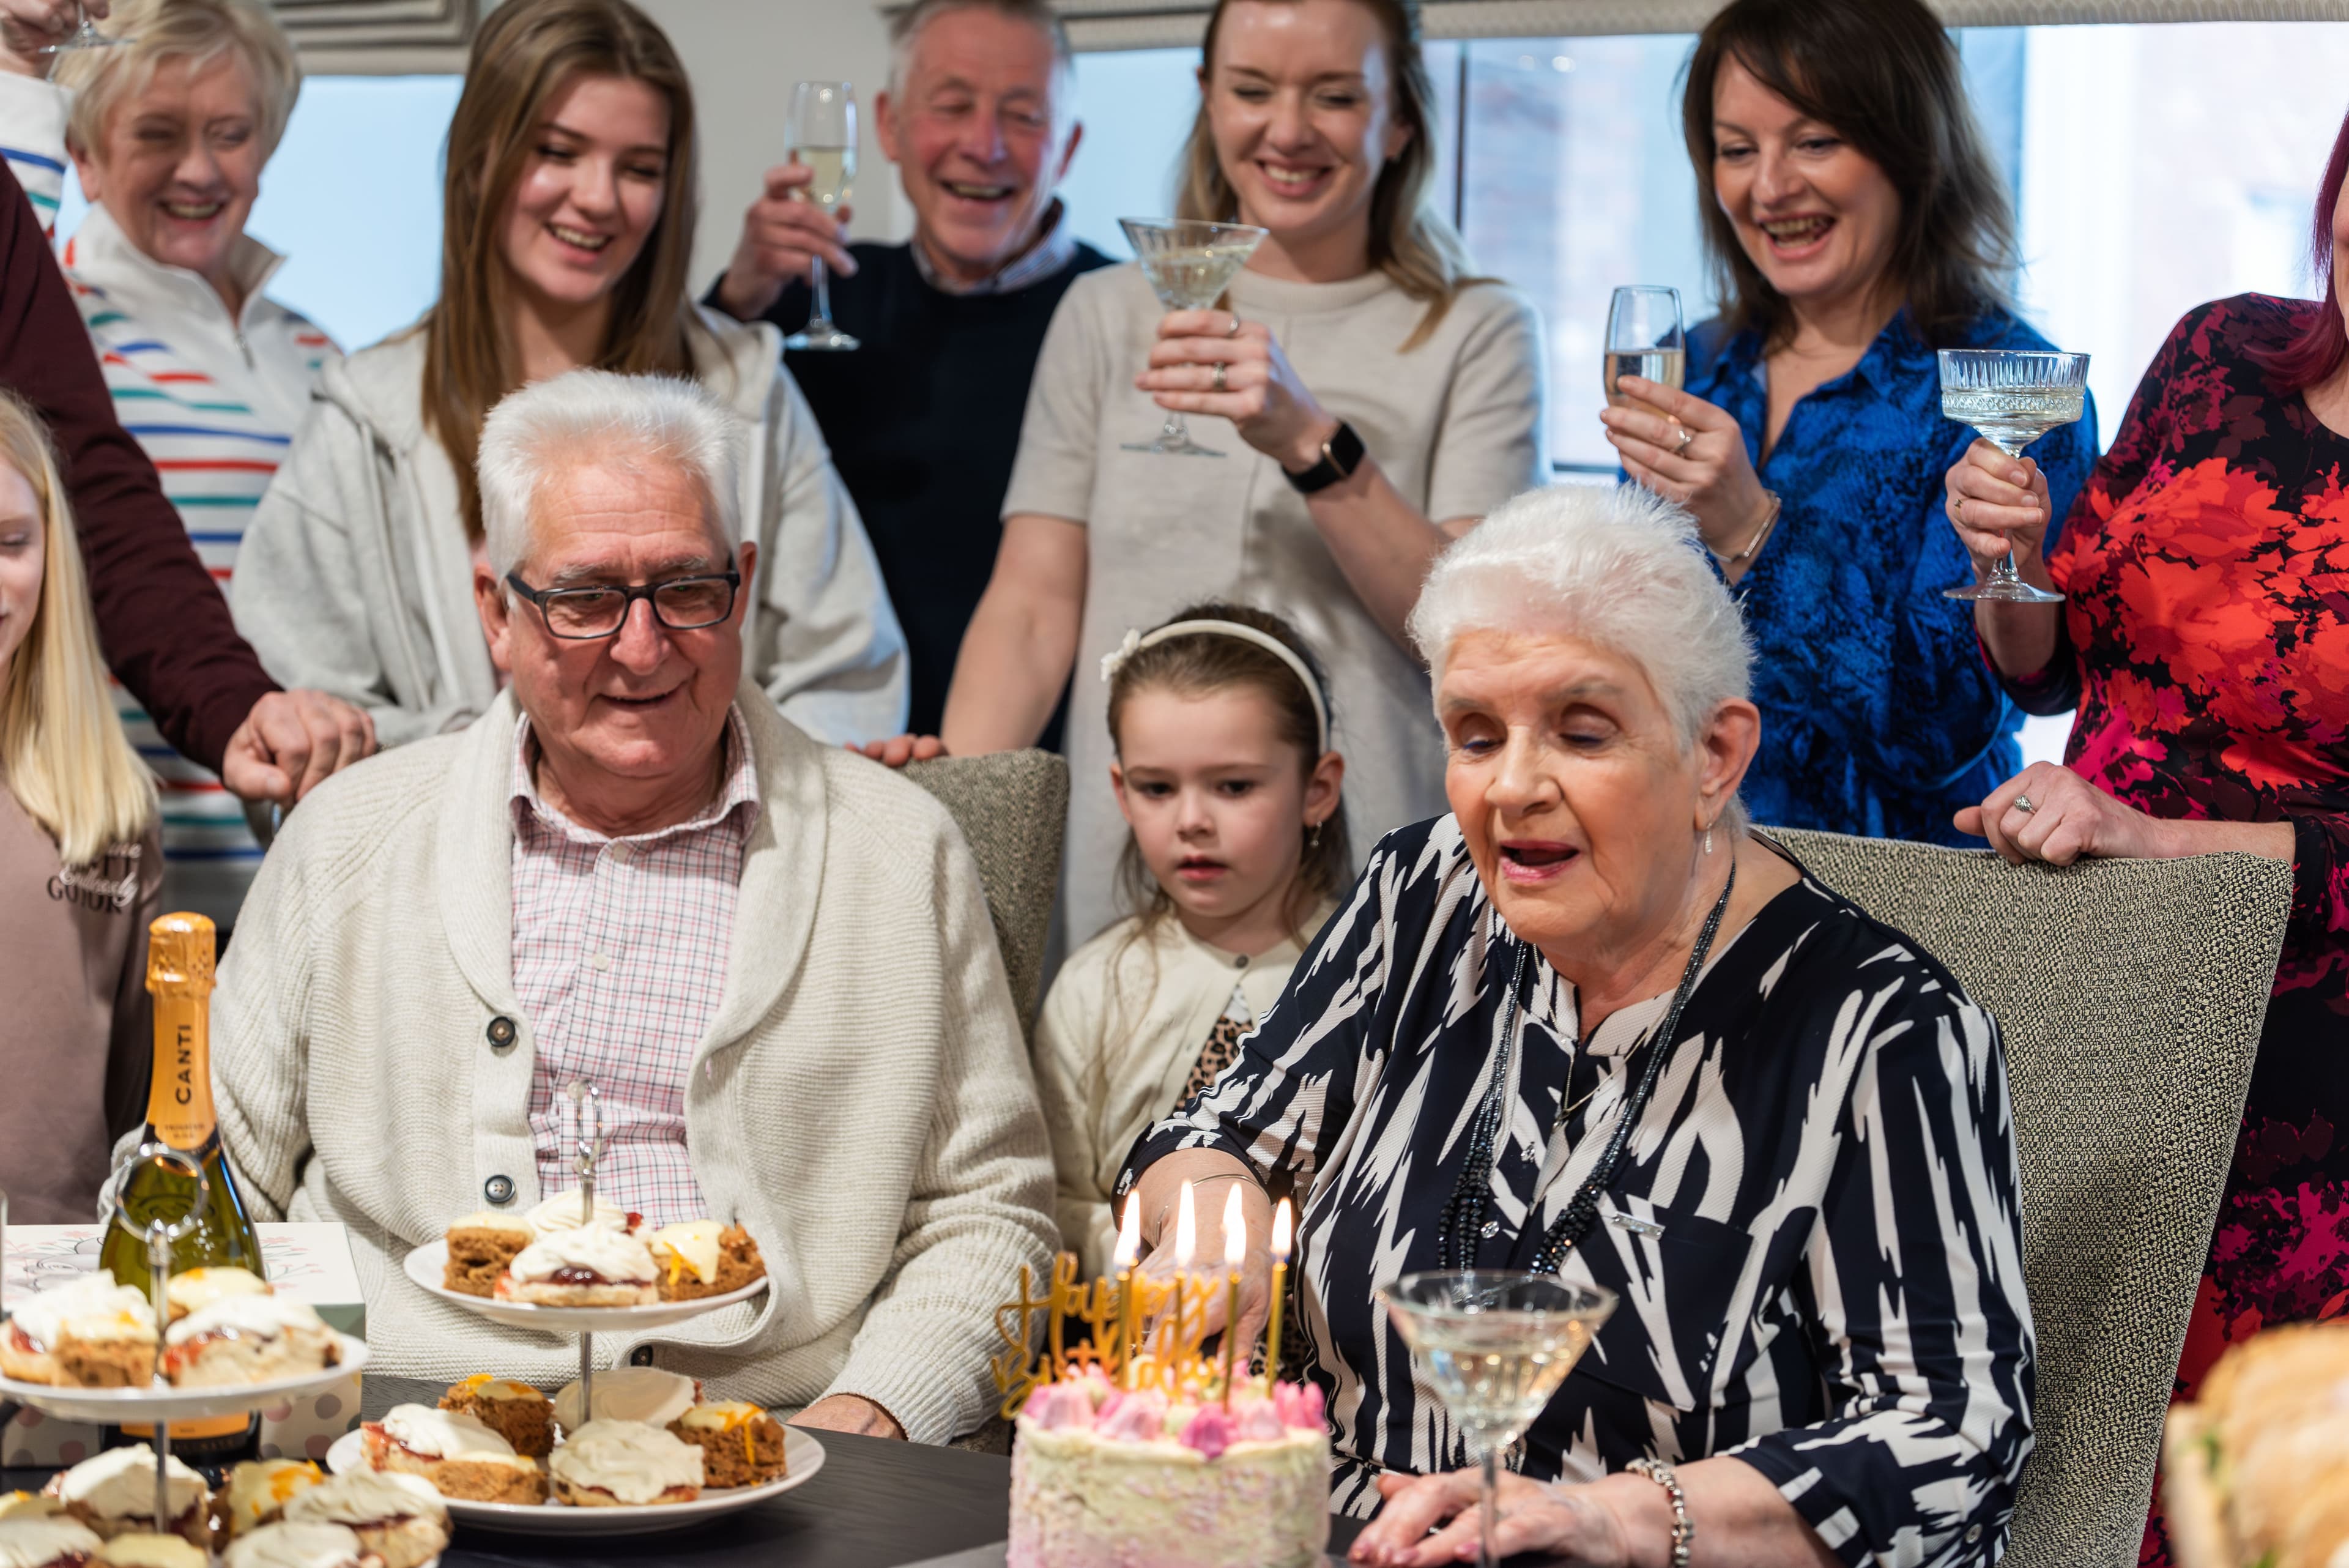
[1007,1371,1329,1568]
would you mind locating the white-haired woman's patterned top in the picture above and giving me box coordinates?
[1123,817,2035,1568]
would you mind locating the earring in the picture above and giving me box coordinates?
[1306,821,1323,852]
[1702,823,1714,856]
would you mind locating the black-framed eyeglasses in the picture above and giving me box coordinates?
[505,569,741,641]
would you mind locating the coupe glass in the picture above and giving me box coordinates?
[39,5,121,53]
[783,81,858,352]
[1379,1271,1617,1568]
[1118,217,1267,457]
[1939,348,2089,604]
[1604,286,1685,409]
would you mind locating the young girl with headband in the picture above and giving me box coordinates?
[1032,603,1349,1277]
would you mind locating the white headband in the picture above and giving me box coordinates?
[1099,619,1331,755]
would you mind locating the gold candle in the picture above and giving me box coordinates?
[1170,1181,1197,1381]
[1264,1197,1293,1391]
[1113,1194,1141,1390]
[1220,1184,1245,1408]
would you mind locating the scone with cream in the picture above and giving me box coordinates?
[163,1297,340,1388]
[525,1195,638,1237]
[283,1474,446,1568]
[0,1497,67,1524]
[439,1375,554,1458]
[360,1405,545,1504]
[547,1420,703,1507]
[92,1534,204,1568]
[222,1462,323,1539]
[48,1450,207,1547]
[0,1517,102,1568]
[1,1279,153,1386]
[442,1211,532,1298]
[495,1230,657,1307]
[668,1402,788,1487]
[163,1268,269,1323]
[647,1221,766,1302]
[553,1367,699,1433]
[221,1523,371,1568]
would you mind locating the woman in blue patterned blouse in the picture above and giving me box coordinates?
[1600,0,2095,844]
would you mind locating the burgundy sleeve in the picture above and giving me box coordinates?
[0,163,276,773]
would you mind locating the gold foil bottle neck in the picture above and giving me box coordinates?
[147,912,217,995]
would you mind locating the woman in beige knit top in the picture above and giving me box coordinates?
[0,391,163,1222]
[1033,605,1348,1276]
[919,0,1545,948]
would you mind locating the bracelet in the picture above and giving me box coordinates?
[1625,1458,1693,1568]
[1712,491,1781,567]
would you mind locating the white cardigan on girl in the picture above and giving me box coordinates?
[209,685,1055,1441]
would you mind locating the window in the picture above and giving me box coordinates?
[59,74,464,351]
[1061,22,2349,766]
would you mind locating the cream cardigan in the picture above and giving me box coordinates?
[1031,909,1327,1278]
[210,685,1056,1443]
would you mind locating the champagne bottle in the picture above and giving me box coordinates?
[100,912,264,1463]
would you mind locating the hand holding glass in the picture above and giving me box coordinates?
[1379,1271,1617,1568]
[1605,286,1686,409]
[1118,218,1267,458]
[1939,349,2088,604]
[39,4,121,53]
[784,81,858,352]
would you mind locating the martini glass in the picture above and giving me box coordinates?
[1939,349,2088,604]
[39,5,121,53]
[1119,218,1267,457]
[1379,1271,1617,1568]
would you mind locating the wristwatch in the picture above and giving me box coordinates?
[1283,421,1365,495]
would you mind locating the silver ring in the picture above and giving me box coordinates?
[1672,423,1694,456]
[2013,794,2036,814]
[1211,362,1228,393]
[1225,313,1243,338]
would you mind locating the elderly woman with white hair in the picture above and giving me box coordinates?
[1121,482,2035,1568]
[0,0,358,923]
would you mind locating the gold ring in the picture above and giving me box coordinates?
[1956,496,1967,525]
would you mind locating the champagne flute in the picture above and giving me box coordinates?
[784,80,858,353]
[1379,1271,1617,1568]
[1605,285,1685,408]
[1118,217,1267,458]
[39,4,123,53]
[1939,349,2089,604]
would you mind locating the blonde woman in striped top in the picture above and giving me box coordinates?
[0,0,336,926]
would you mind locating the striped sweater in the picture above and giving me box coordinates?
[2,74,339,924]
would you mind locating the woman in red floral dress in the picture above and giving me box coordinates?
[1943,106,2349,1566]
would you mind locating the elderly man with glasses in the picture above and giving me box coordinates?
[205,369,1056,1441]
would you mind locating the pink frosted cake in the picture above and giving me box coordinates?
[1006,1372,1329,1568]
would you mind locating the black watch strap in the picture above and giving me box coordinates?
[1283,420,1365,495]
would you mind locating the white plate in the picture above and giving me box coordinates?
[402,1242,766,1334]
[327,1426,825,1536]
[0,1335,368,1422]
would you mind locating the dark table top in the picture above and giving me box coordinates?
[10,1430,1375,1568]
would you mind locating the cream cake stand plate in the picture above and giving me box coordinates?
[326,1427,825,1536]
[401,1242,766,1334]
[0,1335,369,1422]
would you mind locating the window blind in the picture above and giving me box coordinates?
[267,0,478,74]
[1053,0,2349,51]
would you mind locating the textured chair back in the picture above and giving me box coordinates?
[1768,830,2289,1568]
[902,749,1070,1039]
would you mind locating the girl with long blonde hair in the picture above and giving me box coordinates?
[232,0,906,751]
[0,390,163,1223]
[940,0,1548,950]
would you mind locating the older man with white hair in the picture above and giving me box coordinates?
[208,368,1056,1441]
[709,0,1105,741]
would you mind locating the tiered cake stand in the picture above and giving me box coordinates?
[377,1084,818,1535]
[0,1147,369,1533]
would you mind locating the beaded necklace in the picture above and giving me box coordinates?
[1436,862,1737,1274]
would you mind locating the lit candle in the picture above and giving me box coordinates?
[1263,1197,1293,1392]
[1170,1181,1197,1373]
[1114,1194,1141,1390]
[1220,1184,1245,1408]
